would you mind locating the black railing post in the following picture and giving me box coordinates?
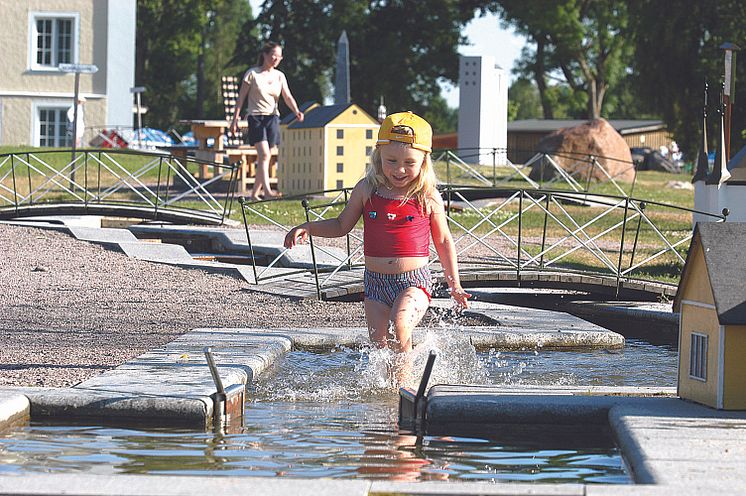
[628,202,645,271]
[517,189,523,283]
[303,199,322,300]
[96,151,102,203]
[83,151,89,208]
[344,188,351,269]
[154,155,163,220]
[239,197,259,285]
[26,153,33,205]
[616,197,631,298]
[223,163,238,225]
[586,155,595,193]
[11,155,18,215]
[446,152,451,186]
[492,148,497,187]
[540,192,551,269]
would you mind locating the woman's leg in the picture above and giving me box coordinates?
[251,140,273,199]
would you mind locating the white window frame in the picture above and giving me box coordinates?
[32,101,72,147]
[689,332,708,382]
[28,11,80,71]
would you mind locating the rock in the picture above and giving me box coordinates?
[530,118,636,183]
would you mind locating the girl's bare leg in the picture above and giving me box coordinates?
[389,287,429,353]
[365,298,392,348]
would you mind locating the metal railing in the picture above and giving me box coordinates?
[433,148,639,197]
[240,186,725,299]
[0,149,238,225]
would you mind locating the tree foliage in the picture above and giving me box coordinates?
[136,0,252,129]
[629,0,746,154]
[490,0,632,120]
[233,0,478,134]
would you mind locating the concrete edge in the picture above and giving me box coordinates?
[607,404,657,485]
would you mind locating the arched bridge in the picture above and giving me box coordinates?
[0,149,237,225]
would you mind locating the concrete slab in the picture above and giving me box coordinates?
[0,474,370,496]
[370,481,585,494]
[67,226,138,244]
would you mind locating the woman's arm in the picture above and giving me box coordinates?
[229,73,250,134]
[284,181,366,248]
[280,74,304,122]
[429,192,471,308]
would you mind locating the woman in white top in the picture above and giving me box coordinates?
[230,41,304,200]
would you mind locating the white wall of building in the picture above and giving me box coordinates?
[457,55,508,165]
[105,0,136,128]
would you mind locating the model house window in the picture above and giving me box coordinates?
[689,332,708,381]
[366,129,373,139]
[30,13,78,69]
[336,129,344,139]
[336,146,344,156]
[336,162,344,173]
[336,180,344,189]
[37,107,71,147]
[366,146,372,156]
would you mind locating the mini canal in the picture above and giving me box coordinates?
[0,321,677,484]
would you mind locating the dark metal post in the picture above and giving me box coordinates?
[586,155,595,193]
[26,153,33,205]
[239,197,259,285]
[154,155,163,219]
[616,197,631,298]
[11,155,18,215]
[446,152,451,186]
[303,199,322,300]
[344,188,351,269]
[540,192,551,268]
[83,151,89,207]
[223,164,238,225]
[628,202,645,271]
[517,189,523,282]
[492,148,497,186]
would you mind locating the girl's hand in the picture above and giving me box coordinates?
[229,119,239,135]
[284,226,308,248]
[449,285,471,309]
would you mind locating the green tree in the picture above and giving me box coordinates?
[629,0,746,155]
[234,1,478,125]
[507,78,542,120]
[491,0,633,119]
[136,0,252,129]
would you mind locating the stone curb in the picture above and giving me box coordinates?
[0,392,30,431]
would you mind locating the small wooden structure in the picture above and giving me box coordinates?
[674,222,746,410]
[180,119,277,194]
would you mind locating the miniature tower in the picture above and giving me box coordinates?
[457,55,508,165]
[334,31,350,105]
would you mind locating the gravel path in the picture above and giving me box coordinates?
[0,223,369,388]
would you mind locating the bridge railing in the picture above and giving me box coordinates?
[433,148,638,197]
[0,149,238,224]
[240,186,725,299]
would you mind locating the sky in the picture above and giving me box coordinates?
[247,2,527,109]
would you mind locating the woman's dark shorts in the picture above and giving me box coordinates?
[246,114,281,147]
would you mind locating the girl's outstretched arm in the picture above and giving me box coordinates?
[428,192,471,308]
[284,181,367,248]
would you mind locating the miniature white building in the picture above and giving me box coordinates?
[457,55,508,165]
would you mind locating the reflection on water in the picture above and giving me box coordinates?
[0,330,677,482]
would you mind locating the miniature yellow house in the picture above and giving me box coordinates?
[278,103,379,196]
[673,222,746,410]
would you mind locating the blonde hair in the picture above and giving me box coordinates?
[364,135,438,213]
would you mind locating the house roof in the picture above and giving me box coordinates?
[507,119,666,135]
[677,222,746,325]
[288,103,356,129]
[280,101,318,125]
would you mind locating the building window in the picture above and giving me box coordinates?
[336,146,344,156]
[336,180,344,189]
[37,107,71,147]
[366,129,373,139]
[366,146,372,156]
[336,162,343,173]
[29,13,78,69]
[689,332,708,381]
[336,129,344,139]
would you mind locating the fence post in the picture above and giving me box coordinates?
[628,201,645,271]
[492,148,497,187]
[239,197,259,286]
[154,155,163,220]
[11,155,18,215]
[616,196,631,298]
[26,153,33,205]
[446,152,451,186]
[586,155,595,193]
[517,189,523,283]
[83,151,89,208]
[540,192,551,269]
[344,188,351,269]
[303,199,322,300]
[222,162,238,225]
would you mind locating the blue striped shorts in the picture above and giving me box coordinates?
[364,266,433,307]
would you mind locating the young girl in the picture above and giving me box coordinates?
[284,111,470,354]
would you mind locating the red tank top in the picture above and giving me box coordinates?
[363,192,430,257]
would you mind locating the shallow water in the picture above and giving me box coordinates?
[0,334,677,482]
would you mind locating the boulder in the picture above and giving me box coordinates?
[530,118,636,183]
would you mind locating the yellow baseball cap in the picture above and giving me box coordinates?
[376,111,432,153]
